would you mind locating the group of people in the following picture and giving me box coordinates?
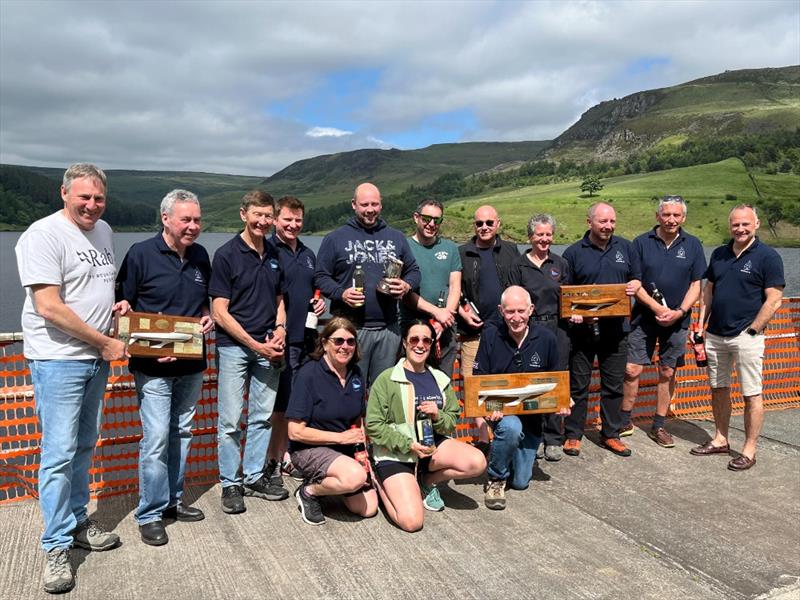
[15,163,785,594]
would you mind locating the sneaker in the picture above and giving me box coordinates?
[295,485,325,525]
[71,519,119,551]
[244,472,289,502]
[602,437,632,457]
[648,427,675,448]
[544,445,563,462]
[619,423,635,437]
[484,479,506,510]
[563,438,581,456]
[536,443,545,459]
[267,458,285,488]
[420,481,445,512]
[221,485,246,514]
[281,460,304,482]
[43,548,74,594]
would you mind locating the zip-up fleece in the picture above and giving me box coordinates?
[314,217,421,328]
[366,359,460,463]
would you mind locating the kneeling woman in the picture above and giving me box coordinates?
[286,317,378,525]
[366,320,486,532]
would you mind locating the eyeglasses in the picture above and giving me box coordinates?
[417,214,443,226]
[475,220,496,228]
[329,336,357,347]
[408,335,433,347]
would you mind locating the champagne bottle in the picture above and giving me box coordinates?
[651,282,668,307]
[305,289,321,331]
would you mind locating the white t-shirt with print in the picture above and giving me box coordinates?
[15,211,116,360]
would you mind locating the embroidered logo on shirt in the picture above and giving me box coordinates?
[305,256,314,269]
[352,377,362,392]
[676,247,686,259]
[435,251,449,260]
[741,260,752,274]
[193,268,205,284]
[529,352,541,368]
[550,268,561,280]
[615,251,625,263]
[269,258,279,270]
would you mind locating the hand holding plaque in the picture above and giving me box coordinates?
[114,311,204,359]
[377,257,404,295]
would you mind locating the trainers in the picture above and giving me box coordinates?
[420,481,445,512]
[244,471,289,502]
[602,437,632,457]
[43,548,74,594]
[648,427,675,448]
[267,458,286,488]
[484,479,506,510]
[620,423,635,437]
[544,445,563,462]
[71,519,119,551]
[563,438,581,456]
[536,443,545,459]
[281,460,304,482]
[295,485,325,525]
[221,485,246,514]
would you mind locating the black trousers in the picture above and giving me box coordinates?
[565,323,628,441]
[536,318,571,446]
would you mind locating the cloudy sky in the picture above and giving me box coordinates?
[1,1,797,176]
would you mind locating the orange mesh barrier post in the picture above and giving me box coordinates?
[2,298,799,504]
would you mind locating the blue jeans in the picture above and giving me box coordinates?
[216,345,280,487]
[487,416,541,490]
[30,359,110,551]
[133,371,204,524]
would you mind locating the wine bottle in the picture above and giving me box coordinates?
[305,289,321,331]
[650,282,668,307]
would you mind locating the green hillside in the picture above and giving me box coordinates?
[432,159,800,246]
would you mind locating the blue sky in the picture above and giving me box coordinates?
[0,0,798,175]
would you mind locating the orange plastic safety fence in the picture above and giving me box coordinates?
[2,299,798,504]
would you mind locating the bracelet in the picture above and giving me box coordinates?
[275,323,286,330]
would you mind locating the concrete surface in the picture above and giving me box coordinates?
[1,411,799,600]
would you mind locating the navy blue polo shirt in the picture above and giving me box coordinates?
[631,227,706,329]
[706,238,785,337]
[473,321,559,376]
[116,233,211,377]
[209,233,284,347]
[509,251,571,318]
[271,234,318,345]
[563,232,641,333]
[477,246,504,325]
[285,358,365,453]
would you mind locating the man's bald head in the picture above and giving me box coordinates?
[352,182,382,228]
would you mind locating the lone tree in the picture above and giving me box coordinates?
[580,176,604,197]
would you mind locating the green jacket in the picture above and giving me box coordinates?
[366,359,461,463]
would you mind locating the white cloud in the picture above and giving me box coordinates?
[0,0,797,176]
[306,127,353,138]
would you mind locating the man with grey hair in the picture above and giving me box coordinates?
[16,163,127,593]
[692,204,784,471]
[116,189,213,545]
[622,196,706,447]
[473,286,560,510]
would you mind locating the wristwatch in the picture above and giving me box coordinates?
[746,327,758,336]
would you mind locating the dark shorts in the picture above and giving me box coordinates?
[290,445,353,484]
[627,322,687,369]
[374,460,415,483]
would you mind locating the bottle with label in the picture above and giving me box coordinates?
[459,293,480,317]
[305,289,321,331]
[430,290,447,360]
[415,406,436,449]
[352,265,365,307]
[350,423,371,484]
[650,282,668,308]
[691,322,708,368]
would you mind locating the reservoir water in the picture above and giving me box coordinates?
[1,231,798,333]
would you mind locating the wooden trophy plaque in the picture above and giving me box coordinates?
[463,371,570,418]
[559,284,630,318]
[114,311,204,359]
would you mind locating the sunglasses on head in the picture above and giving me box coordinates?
[329,336,357,347]
[417,214,443,226]
[408,335,433,347]
[475,220,496,228]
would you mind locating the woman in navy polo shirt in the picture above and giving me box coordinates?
[366,320,486,532]
[286,317,378,526]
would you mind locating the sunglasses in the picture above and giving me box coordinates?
[475,220,496,228]
[417,214,443,226]
[329,336,357,347]
[408,335,433,347]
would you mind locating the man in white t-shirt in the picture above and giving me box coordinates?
[15,163,128,595]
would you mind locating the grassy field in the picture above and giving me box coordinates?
[431,158,799,246]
